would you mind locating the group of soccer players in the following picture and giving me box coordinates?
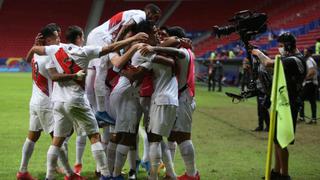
[16,3,200,180]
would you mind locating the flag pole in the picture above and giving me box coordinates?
[264,56,280,180]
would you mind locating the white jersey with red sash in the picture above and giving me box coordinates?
[95,9,146,40]
[29,54,53,108]
[45,43,102,104]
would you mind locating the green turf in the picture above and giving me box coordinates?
[0,72,319,180]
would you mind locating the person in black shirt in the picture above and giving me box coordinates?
[252,32,306,180]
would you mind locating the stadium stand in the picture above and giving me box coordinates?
[0,0,92,58]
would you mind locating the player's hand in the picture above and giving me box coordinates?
[34,33,44,46]
[180,38,192,49]
[140,45,155,56]
[132,32,149,42]
[251,49,262,56]
[75,70,86,81]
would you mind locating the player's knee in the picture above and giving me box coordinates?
[52,136,66,147]
[28,131,41,142]
[118,132,136,146]
[169,131,191,144]
[88,133,101,144]
[147,132,162,142]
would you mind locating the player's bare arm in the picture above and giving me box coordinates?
[110,43,146,68]
[47,68,85,82]
[26,46,46,63]
[99,32,148,57]
[140,45,186,59]
[152,55,175,67]
[114,19,136,42]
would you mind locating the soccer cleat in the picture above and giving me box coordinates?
[95,170,101,177]
[141,161,151,173]
[64,173,86,180]
[113,175,125,180]
[128,169,137,180]
[253,126,264,132]
[163,174,177,180]
[95,111,115,125]
[16,171,38,180]
[99,175,113,180]
[177,171,200,180]
[74,164,82,174]
[135,159,141,172]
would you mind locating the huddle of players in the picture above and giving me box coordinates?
[16,3,200,180]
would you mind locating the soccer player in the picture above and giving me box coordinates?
[163,26,200,180]
[17,25,85,180]
[86,4,161,125]
[26,25,148,180]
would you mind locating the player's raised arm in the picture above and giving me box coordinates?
[99,32,148,57]
[140,45,186,59]
[152,55,175,67]
[26,46,46,63]
[110,43,146,68]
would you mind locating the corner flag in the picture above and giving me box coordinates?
[264,55,294,179]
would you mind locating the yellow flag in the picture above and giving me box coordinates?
[272,56,295,148]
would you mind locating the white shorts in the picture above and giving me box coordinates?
[110,90,142,133]
[148,102,177,137]
[29,105,54,134]
[52,101,99,137]
[88,58,100,70]
[139,97,151,128]
[173,91,195,133]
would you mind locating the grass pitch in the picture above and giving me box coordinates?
[0,73,319,180]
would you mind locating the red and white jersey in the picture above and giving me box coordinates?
[45,43,102,104]
[176,48,195,97]
[144,53,179,106]
[29,54,53,108]
[96,10,146,40]
[111,51,153,96]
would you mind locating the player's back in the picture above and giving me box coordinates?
[30,54,53,108]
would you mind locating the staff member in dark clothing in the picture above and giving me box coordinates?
[213,60,223,92]
[252,32,306,180]
[299,48,318,124]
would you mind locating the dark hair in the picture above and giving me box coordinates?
[132,21,154,34]
[65,25,83,44]
[144,3,161,14]
[277,32,296,52]
[40,26,56,39]
[46,23,61,32]
[167,26,186,38]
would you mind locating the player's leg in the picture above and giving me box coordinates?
[74,135,87,174]
[85,61,97,112]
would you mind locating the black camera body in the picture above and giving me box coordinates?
[213,10,269,102]
[212,10,268,41]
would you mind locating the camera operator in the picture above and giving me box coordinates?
[251,32,306,180]
[299,48,318,124]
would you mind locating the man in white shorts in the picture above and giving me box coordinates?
[86,4,161,125]
[163,27,200,180]
[26,25,147,180]
[16,25,85,180]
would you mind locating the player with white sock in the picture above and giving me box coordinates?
[26,25,148,180]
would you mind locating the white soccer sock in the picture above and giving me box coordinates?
[102,127,110,153]
[91,142,109,176]
[128,149,137,171]
[167,141,177,161]
[161,141,176,177]
[75,135,87,165]
[58,146,73,177]
[139,128,150,162]
[19,138,35,173]
[149,142,161,180]
[96,96,106,112]
[179,140,197,176]
[107,141,117,174]
[113,144,130,176]
[57,137,70,168]
[46,145,60,179]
